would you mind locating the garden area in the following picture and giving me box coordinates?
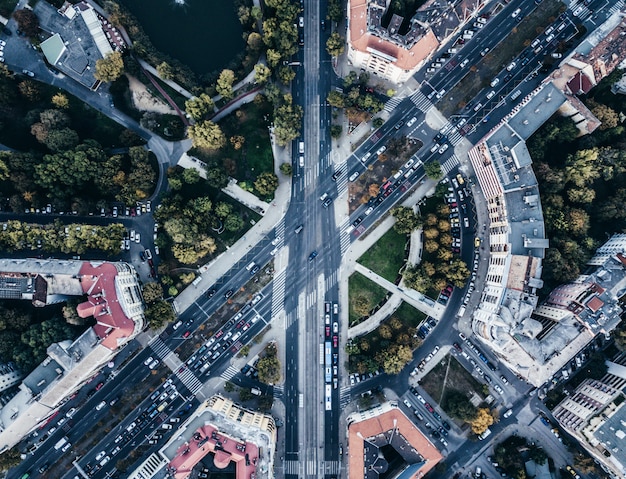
[348,135,422,212]
[346,301,425,376]
[154,166,262,296]
[420,355,486,407]
[348,271,390,326]
[401,189,470,297]
[492,435,552,479]
[357,227,408,283]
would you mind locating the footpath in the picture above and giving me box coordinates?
[342,178,447,339]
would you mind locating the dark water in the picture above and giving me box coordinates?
[120,0,245,75]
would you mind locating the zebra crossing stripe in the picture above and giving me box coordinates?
[221,366,238,381]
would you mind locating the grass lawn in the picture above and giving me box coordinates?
[420,355,485,406]
[348,272,389,325]
[393,301,427,329]
[439,0,564,116]
[358,228,407,283]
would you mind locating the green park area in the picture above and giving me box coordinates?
[348,272,389,326]
[347,301,425,375]
[357,228,408,283]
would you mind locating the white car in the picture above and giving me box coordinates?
[96,451,106,461]
[148,359,159,369]
[130,230,136,241]
[407,116,417,127]
[144,356,154,366]
[376,145,387,155]
[135,233,141,243]
[460,59,469,68]
[365,207,373,216]
[438,144,449,154]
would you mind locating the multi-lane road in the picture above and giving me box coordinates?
[10,0,621,477]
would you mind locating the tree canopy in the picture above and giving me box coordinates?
[94,51,125,83]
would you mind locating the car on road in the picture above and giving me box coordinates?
[22,69,35,77]
[333,335,338,348]
[494,384,504,395]
[460,59,469,68]
[376,145,387,155]
[438,144,449,154]
[490,78,500,88]
[480,47,490,56]
[308,251,318,261]
[511,8,521,18]
[333,322,338,333]
[424,403,434,413]
[224,290,234,299]
[183,330,191,338]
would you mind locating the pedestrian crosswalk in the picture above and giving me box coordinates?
[284,460,300,476]
[272,384,284,398]
[177,366,203,395]
[384,96,403,113]
[569,0,592,20]
[324,269,338,291]
[221,365,239,382]
[409,89,433,111]
[340,386,351,408]
[148,336,172,360]
[149,337,204,394]
[324,461,341,475]
[339,220,351,255]
[608,0,625,16]
[441,154,461,175]
[271,269,286,320]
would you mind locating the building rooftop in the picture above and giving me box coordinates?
[33,1,108,90]
[346,402,442,479]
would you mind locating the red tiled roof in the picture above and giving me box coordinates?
[586,296,604,313]
[168,424,259,479]
[567,71,594,95]
[78,262,136,350]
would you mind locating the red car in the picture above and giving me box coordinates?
[95,382,104,391]
[325,326,331,337]
[183,330,191,339]
[333,335,338,348]
[425,403,434,413]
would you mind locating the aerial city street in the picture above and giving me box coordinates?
[0,0,626,478]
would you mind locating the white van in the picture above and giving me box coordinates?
[298,141,304,154]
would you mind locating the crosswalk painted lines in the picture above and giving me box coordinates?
[149,337,172,360]
[409,89,433,111]
[325,269,338,290]
[272,384,284,398]
[340,386,352,408]
[284,460,300,476]
[441,154,461,175]
[271,269,287,320]
[384,96,403,112]
[221,365,239,381]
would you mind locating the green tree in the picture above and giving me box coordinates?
[328,0,343,22]
[273,99,303,146]
[528,445,548,465]
[424,161,443,179]
[182,167,201,185]
[0,446,22,471]
[470,408,494,434]
[443,389,478,421]
[254,172,279,196]
[94,51,124,83]
[214,202,233,219]
[327,90,346,108]
[279,162,292,175]
[43,127,80,152]
[156,62,174,80]
[278,65,296,84]
[391,206,421,234]
[185,94,215,122]
[373,117,384,128]
[206,165,229,188]
[142,282,163,303]
[254,64,272,84]
[326,32,345,56]
[330,124,342,138]
[216,69,236,99]
[145,300,175,329]
[188,120,226,150]
[588,99,619,130]
[376,344,413,374]
[224,213,244,232]
[12,9,39,37]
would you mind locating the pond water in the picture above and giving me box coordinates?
[119,0,245,75]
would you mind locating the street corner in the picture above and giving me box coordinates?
[423,106,447,130]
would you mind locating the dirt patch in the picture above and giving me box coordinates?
[127,74,176,115]
[439,0,565,117]
[348,136,423,213]
[419,354,485,406]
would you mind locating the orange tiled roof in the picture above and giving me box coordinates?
[349,0,439,71]
[348,406,442,478]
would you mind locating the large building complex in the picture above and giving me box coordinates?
[0,259,144,451]
[130,395,276,479]
[346,401,442,478]
[553,353,626,478]
[347,0,483,83]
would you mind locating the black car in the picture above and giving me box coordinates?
[206,288,216,298]
[352,216,363,227]
[308,251,318,262]
[224,289,234,299]
[320,19,326,30]
[39,463,50,474]
[331,171,342,181]
[442,421,451,430]
[2,26,11,35]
